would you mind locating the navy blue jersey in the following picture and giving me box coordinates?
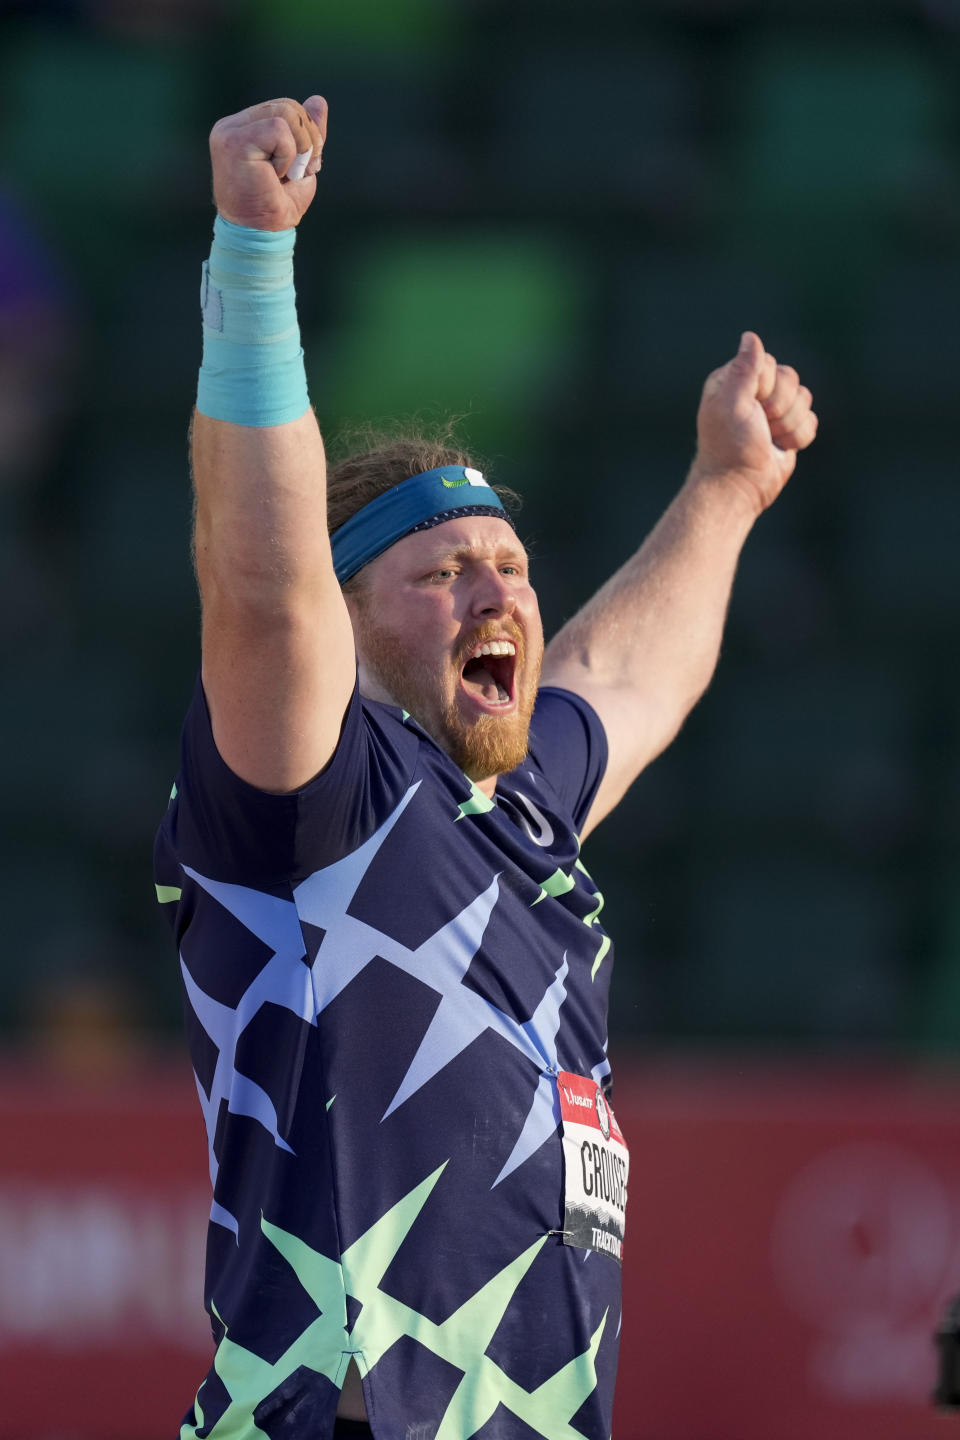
[154,678,621,1440]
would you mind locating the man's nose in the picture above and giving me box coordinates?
[471,567,517,617]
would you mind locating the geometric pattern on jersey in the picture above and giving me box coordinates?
[181,784,591,1230]
[184,1165,607,1440]
[156,682,621,1440]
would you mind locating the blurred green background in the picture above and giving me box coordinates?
[1,0,958,1066]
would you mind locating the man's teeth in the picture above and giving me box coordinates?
[470,640,516,659]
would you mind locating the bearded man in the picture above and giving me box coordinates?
[154,95,817,1440]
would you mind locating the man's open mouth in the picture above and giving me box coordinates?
[460,639,517,707]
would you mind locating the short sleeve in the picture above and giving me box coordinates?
[525,686,608,835]
[167,673,419,887]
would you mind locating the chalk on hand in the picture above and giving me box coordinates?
[287,149,312,182]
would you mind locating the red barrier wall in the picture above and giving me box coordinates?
[3,1057,959,1439]
[611,1061,960,1440]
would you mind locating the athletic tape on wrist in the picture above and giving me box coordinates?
[196,215,310,427]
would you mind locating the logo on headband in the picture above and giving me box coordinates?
[442,468,489,489]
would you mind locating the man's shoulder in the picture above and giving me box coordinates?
[159,677,428,888]
[522,685,609,834]
[529,684,606,765]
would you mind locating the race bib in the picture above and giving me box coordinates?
[557,1071,629,1264]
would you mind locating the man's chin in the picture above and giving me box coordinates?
[443,707,532,781]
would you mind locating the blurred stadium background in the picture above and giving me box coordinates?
[1,0,959,1435]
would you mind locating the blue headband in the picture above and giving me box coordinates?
[331,465,512,583]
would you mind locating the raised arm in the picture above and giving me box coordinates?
[192,96,356,793]
[541,331,818,836]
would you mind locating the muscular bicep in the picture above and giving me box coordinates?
[194,410,357,793]
[540,659,680,840]
[200,578,356,794]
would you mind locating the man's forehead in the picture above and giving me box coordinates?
[388,515,527,565]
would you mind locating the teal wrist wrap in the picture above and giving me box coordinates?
[196,215,309,427]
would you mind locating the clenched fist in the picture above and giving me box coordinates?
[693,331,819,515]
[209,95,328,232]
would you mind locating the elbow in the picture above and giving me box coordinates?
[195,524,303,614]
[197,553,319,637]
